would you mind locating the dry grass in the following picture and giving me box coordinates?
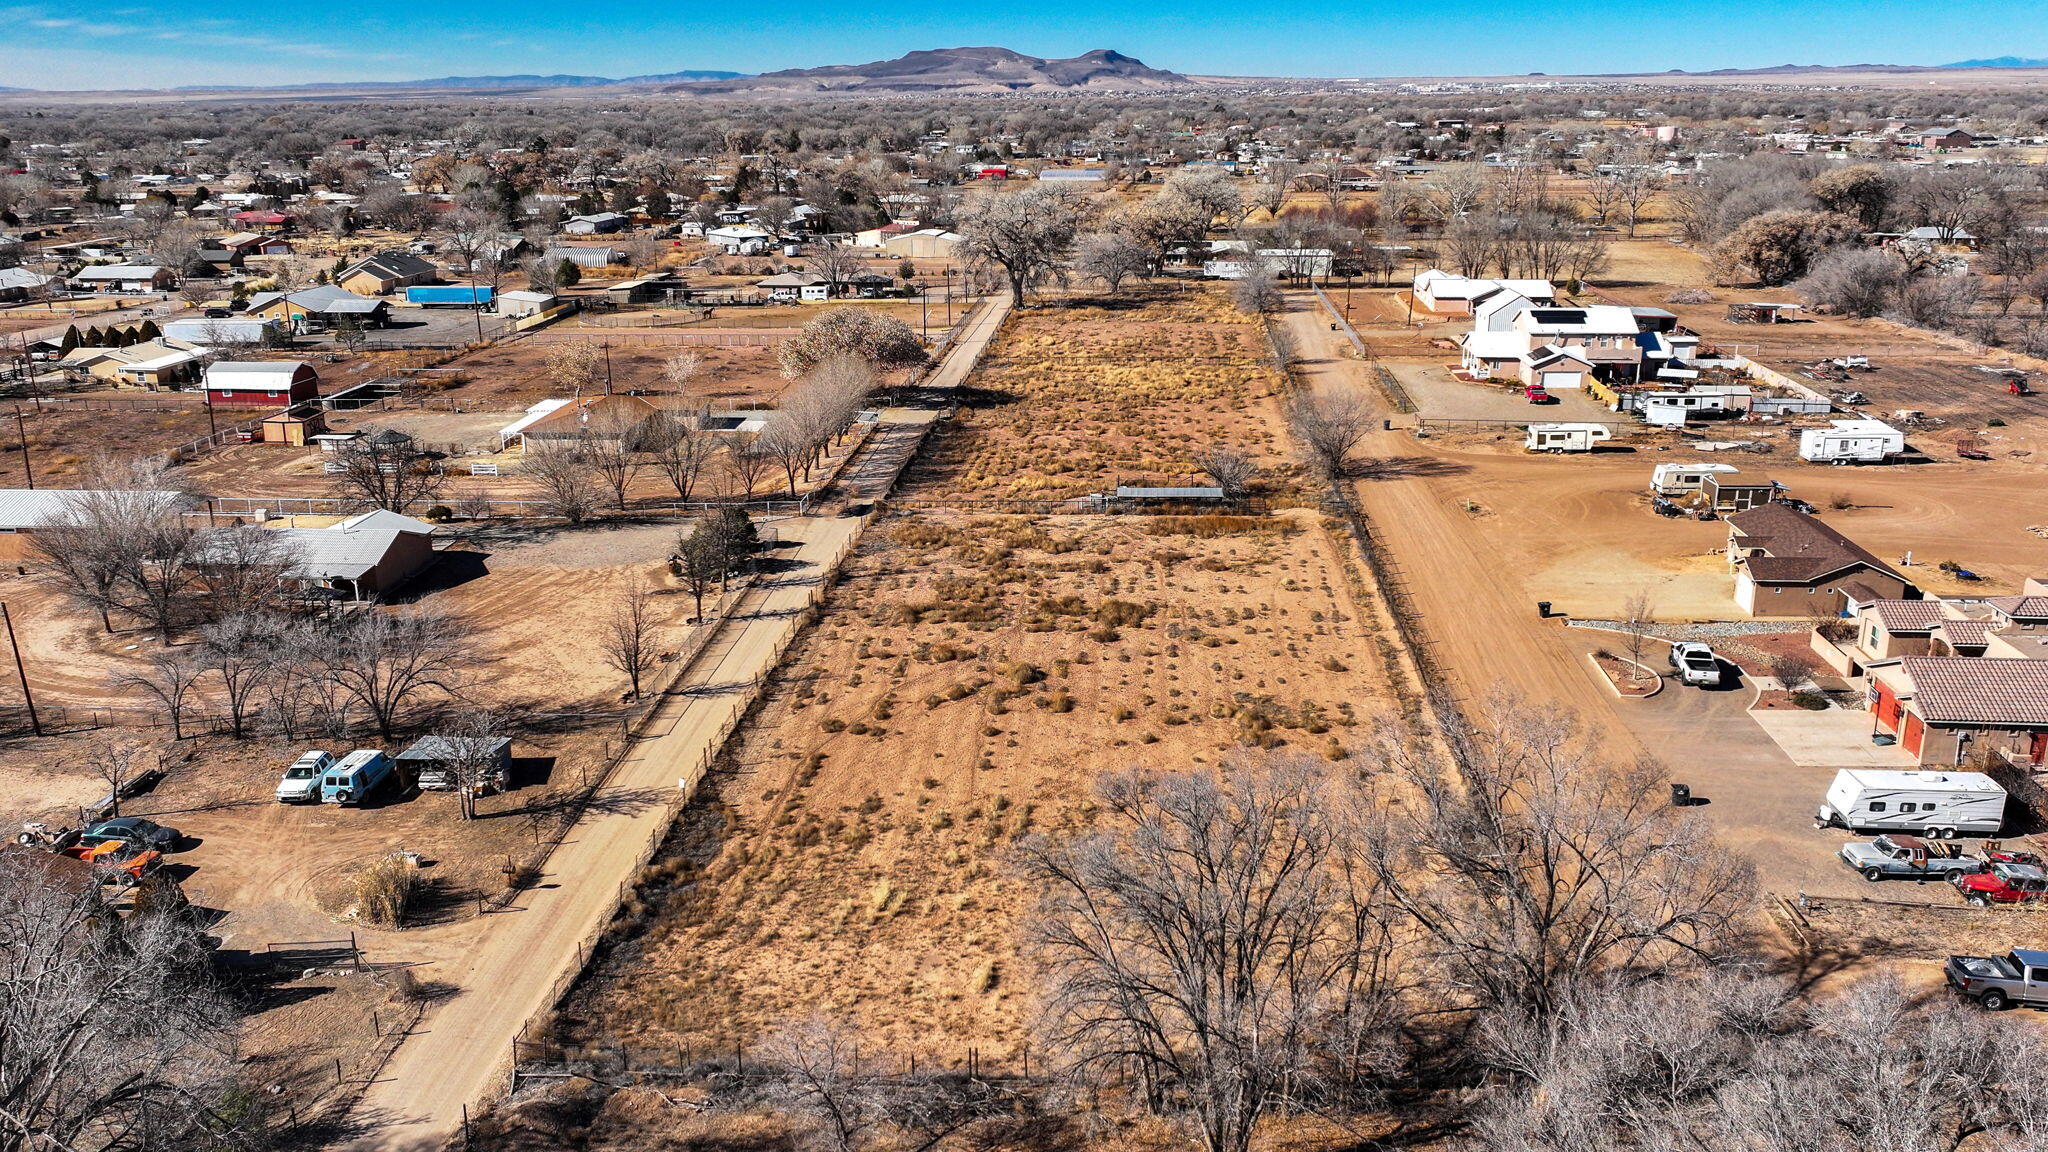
[351,852,422,927]
[906,289,1293,499]
[557,511,1395,1063]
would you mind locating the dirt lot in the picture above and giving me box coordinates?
[408,336,794,407]
[555,510,1397,1062]
[904,287,1291,499]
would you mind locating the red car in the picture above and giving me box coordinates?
[1955,860,2048,907]
[1524,385,1559,404]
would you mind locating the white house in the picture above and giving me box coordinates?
[706,225,775,255]
[1413,268,1557,314]
[69,265,173,294]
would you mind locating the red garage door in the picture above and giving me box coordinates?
[1902,713,1926,759]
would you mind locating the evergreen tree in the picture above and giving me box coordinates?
[555,258,581,287]
[137,319,161,341]
[83,325,106,346]
[58,325,80,355]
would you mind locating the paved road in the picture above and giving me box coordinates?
[348,515,858,1150]
[921,293,1011,392]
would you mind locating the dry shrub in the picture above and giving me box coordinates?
[353,852,420,926]
[1142,515,1293,538]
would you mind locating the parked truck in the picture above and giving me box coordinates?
[1946,948,2048,1010]
[320,749,396,806]
[1839,833,1988,882]
[1815,769,2008,838]
[1955,860,2048,907]
[1668,641,1724,687]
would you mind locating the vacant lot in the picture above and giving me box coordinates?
[4,395,214,484]
[554,510,1396,1062]
[417,336,794,408]
[904,288,1291,499]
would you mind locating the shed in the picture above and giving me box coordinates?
[260,410,327,446]
[396,736,513,792]
[495,290,557,317]
[1701,473,1783,514]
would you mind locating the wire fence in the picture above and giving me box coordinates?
[1313,284,1417,414]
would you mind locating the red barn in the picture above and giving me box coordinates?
[203,361,320,408]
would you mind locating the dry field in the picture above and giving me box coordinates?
[904,288,1292,499]
[554,510,1398,1062]
[3,396,215,484]
[389,337,794,407]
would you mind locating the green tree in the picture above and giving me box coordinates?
[555,258,581,287]
[57,325,80,355]
[136,319,160,341]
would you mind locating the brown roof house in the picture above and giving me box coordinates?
[1725,504,1917,617]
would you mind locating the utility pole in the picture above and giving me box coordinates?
[1,602,41,737]
[11,408,31,489]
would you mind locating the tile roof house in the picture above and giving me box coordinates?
[1726,504,1917,617]
[1872,656,2048,767]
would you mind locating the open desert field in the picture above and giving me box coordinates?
[552,509,1398,1062]
[905,288,1293,499]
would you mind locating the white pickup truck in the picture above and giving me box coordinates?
[1668,642,1724,688]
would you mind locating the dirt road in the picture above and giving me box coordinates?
[1279,298,1644,755]
[348,514,859,1150]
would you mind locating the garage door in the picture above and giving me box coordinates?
[1541,371,1581,390]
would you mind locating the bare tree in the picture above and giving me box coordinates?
[1360,693,1755,1018]
[579,406,649,510]
[522,440,604,523]
[659,350,703,397]
[599,579,661,700]
[647,410,714,502]
[544,341,607,395]
[1020,760,1398,1152]
[328,429,444,514]
[1284,389,1376,480]
[1075,231,1152,295]
[1618,588,1657,684]
[1230,262,1284,315]
[721,432,773,499]
[956,183,1090,308]
[0,861,240,1152]
[119,650,204,740]
[438,705,511,821]
[199,612,279,737]
[302,608,475,740]
[1195,446,1257,498]
[86,738,166,819]
[757,1017,889,1152]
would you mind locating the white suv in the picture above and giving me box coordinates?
[275,750,335,803]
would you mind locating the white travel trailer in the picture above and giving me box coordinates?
[1815,769,2007,838]
[1650,462,1740,495]
[1524,423,1612,453]
[1799,419,1905,465]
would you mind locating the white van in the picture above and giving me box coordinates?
[1815,769,2007,838]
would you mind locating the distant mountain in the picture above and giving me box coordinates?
[1944,56,2048,68]
[671,47,1192,94]
[157,70,747,93]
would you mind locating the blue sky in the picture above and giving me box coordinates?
[1,0,2043,90]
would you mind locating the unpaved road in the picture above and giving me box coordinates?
[348,514,859,1150]
[923,294,1011,392]
[1279,299,1645,756]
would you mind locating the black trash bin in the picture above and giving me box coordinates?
[1536,600,1552,619]
[1671,783,1692,807]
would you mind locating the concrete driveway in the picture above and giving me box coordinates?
[1750,708,1918,768]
